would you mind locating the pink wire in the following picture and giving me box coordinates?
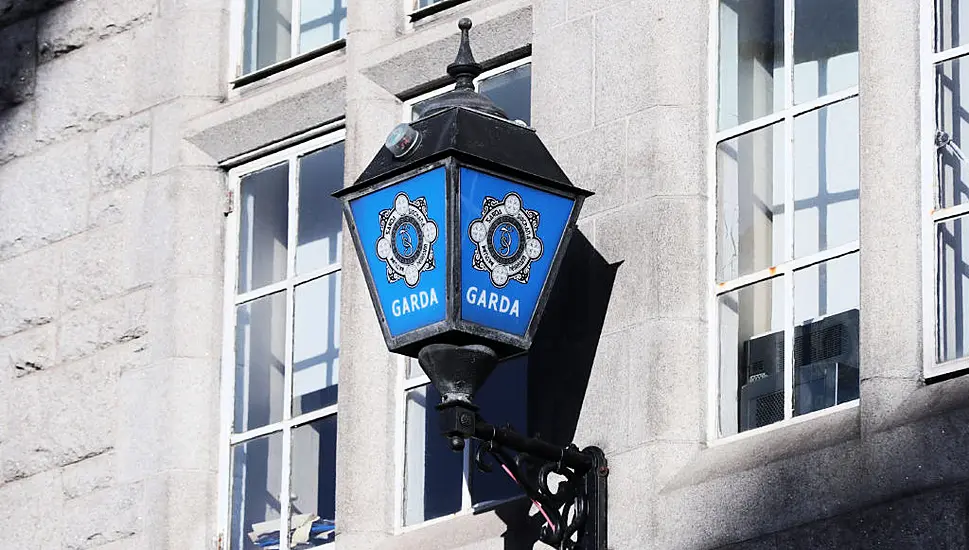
[499,463,556,533]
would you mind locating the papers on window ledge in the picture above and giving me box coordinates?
[248,515,336,548]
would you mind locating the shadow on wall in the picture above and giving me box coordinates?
[481,230,621,549]
[0,0,76,109]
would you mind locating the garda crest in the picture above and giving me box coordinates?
[468,192,543,288]
[376,193,438,288]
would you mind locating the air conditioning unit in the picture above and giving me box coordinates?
[738,309,859,432]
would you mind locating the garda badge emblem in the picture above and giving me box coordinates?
[469,192,543,288]
[376,193,438,288]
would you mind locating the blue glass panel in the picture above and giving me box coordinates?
[460,168,575,336]
[349,168,447,337]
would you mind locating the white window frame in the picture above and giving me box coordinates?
[227,0,348,88]
[920,0,969,379]
[399,56,532,123]
[218,130,346,550]
[706,0,861,442]
[404,0,472,27]
[392,58,532,532]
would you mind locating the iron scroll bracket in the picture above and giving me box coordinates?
[468,417,608,550]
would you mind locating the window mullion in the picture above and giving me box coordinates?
[783,0,796,422]
[291,0,302,59]
[461,444,472,510]
[280,154,298,549]
[280,425,293,550]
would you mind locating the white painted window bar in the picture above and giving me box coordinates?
[711,0,860,439]
[219,131,346,550]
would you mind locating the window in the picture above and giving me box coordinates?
[222,133,345,549]
[714,0,860,437]
[239,0,347,78]
[926,0,969,375]
[397,59,532,527]
[408,0,472,21]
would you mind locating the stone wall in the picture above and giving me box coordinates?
[0,0,227,548]
[2,0,969,548]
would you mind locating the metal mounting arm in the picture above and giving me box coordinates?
[439,402,608,550]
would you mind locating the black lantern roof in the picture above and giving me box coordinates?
[336,17,591,201]
[338,108,590,199]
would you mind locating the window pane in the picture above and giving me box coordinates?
[299,0,347,53]
[716,123,786,282]
[235,292,287,432]
[243,0,293,74]
[230,432,283,550]
[717,0,784,130]
[296,143,345,274]
[793,0,858,104]
[405,357,423,380]
[938,0,969,51]
[470,357,527,506]
[793,98,859,258]
[936,56,969,209]
[292,274,340,416]
[792,256,859,417]
[290,416,338,547]
[719,278,785,436]
[239,162,289,294]
[403,384,463,525]
[479,64,532,126]
[937,217,969,361]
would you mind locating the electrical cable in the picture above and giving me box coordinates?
[498,462,556,533]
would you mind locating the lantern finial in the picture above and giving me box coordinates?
[414,18,507,119]
[448,18,481,91]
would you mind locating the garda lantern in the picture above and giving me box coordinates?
[335,20,592,360]
[334,19,607,550]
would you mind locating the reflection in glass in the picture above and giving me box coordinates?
[793,254,859,325]
[239,162,289,294]
[717,0,784,130]
[792,255,860,417]
[299,0,347,53]
[470,357,527,505]
[937,57,969,209]
[230,433,283,550]
[938,0,969,52]
[479,64,532,126]
[793,98,859,258]
[292,274,340,416]
[243,0,293,74]
[235,292,287,432]
[410,63,532,124]
[290,416,338,547]
[719,278,784,436]
[938,217,969,362]
[403,384,463,525]
[717,123,785,282]
[793,0,858,104]
[405,357,423,380]
[297,143,346,274]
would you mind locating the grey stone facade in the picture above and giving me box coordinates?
[0,0,967,549]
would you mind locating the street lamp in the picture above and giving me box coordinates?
[334,19,607,549]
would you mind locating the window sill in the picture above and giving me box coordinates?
[408,0,472,23]
[925,356,969,381]
[397,495,525,535]
[232,39,347,89]
[667,401,860,491]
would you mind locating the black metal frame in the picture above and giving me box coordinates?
[438,399,608,550]
[337,152,588,359]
